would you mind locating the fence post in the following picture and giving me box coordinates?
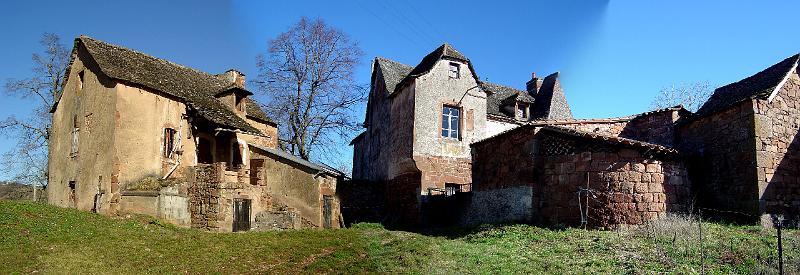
[777,217,783,275]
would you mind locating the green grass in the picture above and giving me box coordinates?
[1,200,798,274]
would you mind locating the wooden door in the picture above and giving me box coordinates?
[323,195,333,229]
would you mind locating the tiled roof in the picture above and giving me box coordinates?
[531,72,573,120]
[696,53,799,117]
[60,36,262,134]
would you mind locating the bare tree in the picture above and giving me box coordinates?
[255,17,365,160]
[650,82,713,112]
[1,33,70,188]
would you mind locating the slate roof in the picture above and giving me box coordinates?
[248,144,340,177]
[472,124,678,156]
[483,82,534,117]
[244,98,274,124]
[531,72,573,120]
[696,53,800,117]
[58,35,264,134]
[375,57,413,95]
[540,125,679,155]
[392,43,480,95]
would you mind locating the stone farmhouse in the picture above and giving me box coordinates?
[349,44,800,229]
[48,36,344,231]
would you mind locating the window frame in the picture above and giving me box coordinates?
[70,115,79,158]
[163,128,177,158]
[441,105,461,140]
[448,62,460,79]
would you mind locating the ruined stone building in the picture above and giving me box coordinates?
[350,44,573,225]
[48,36,343,231]
[349,44,800,228]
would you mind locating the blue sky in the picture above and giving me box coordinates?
[1,1,799,179]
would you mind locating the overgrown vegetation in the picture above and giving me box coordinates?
[1,201,797,274]
[124,175,181,191]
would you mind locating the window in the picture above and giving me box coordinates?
[78,71,85,90]
[163,128,176,158]
[518,103,529,119]
[448,62,460,79]
[442,105,460,139]
[236,95,245,112]
[70,115,79,157]
[445,183,459,196]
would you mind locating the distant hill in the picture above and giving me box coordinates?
[0,182,45,201]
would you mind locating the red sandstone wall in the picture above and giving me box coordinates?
[679,100,760,222]
[537,149,690,228]
[471,126,690,228]
[754,71,800,226]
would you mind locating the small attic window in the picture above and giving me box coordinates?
[518,103,529,119]
[78,71,85,90]
[448,63,460,79]
[236,94,245,112]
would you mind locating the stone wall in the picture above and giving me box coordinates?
[679,100,759,222]
[188,164,222,230]
[753,70,800,226]
[470,126,690,228]
[338,180,386,226]
[414,155,472,194]
[48,45,119,214]
[385,172,422,228]
[459,186,533,226]
[536,147,690,228]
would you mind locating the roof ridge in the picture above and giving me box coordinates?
[79,36,234,86]
[374,56,413,68]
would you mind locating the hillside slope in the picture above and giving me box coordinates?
[0,200,797,274]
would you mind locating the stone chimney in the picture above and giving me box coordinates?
[223,69,246,89]
[526,72,542,95]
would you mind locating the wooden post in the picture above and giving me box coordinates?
[777,217,783,275]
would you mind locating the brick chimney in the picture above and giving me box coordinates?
[526,72,542,95]
[223,69,246,89]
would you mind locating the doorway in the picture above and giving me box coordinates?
[233,198,251,232]
[198,137,213,164]
[323,195,333,229]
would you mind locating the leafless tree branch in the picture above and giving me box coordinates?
[254,17,365,160]
[1,33,69,186]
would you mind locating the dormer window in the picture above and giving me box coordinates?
[236,94,245,112]
[448,62,460,79]
[518,103,529,119]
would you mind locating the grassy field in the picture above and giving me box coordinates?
[1,200,798,274]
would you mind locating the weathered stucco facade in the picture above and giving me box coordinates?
[48,36,342,231]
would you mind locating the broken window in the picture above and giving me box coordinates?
[442,105,460,139]
[448,62,460,79]
[70,115,79,157]
[78,70,85,90]
[163,128,176,158]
